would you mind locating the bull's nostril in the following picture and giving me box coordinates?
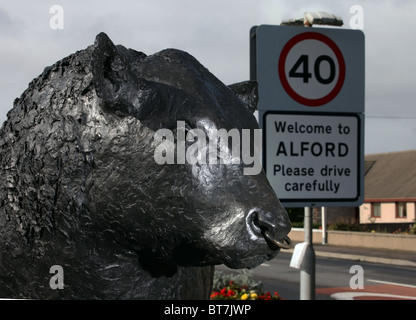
[248,209,292,250]
[251,211,276,232]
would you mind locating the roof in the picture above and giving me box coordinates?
[365,150,416,200]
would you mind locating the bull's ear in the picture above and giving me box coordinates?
[92,32,153,118]
[228,80,258,113]
[92,32,129,103]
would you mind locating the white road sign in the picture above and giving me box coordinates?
[263,112,363,207]
[253,25,364,113]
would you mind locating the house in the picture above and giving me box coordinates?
[359,150,416,229]
[324,150,416,231]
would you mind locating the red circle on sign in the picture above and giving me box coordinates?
[278,32,346,107]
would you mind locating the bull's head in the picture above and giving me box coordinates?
[91,33,291,274]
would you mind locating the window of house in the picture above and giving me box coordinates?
[371,203,381,218]
[396,202,407,218]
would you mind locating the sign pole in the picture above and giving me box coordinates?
[322,207,328,245]
[300,206,315,300]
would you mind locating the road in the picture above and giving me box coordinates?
[215,251,416,300]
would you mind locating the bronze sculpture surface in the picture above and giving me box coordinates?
[0,33,291,299]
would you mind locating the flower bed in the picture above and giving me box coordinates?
[211,270,283,300]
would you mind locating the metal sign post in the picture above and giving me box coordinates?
[322,207,328,245]
[300,207,315,300]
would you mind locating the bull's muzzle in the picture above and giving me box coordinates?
[248,209,292,250]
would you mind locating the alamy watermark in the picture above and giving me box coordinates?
[49,5,64,30]
[49,265,64,290]
[153,121,262,175]
[349,264,364,289]
[349,5,364,30]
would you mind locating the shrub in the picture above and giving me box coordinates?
[328,222,362,231]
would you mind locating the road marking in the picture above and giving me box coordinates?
[260,263,270,267]
[367,279,416,289]
[331,292,416,300]
[281,249,416,268]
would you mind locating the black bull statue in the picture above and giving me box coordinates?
[0,33,291,299]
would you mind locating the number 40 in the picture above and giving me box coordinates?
[289,55,336,84]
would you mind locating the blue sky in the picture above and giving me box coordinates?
[0,0,415,155]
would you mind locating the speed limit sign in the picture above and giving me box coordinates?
[278,32,346,107]
[252,25,364,113]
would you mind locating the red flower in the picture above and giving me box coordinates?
[210,292,219,298]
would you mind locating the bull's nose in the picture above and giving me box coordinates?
[247,209,292,250]
[263,231,292,250]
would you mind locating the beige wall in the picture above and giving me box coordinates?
[289,228,416,252]
[360,202,416,224]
